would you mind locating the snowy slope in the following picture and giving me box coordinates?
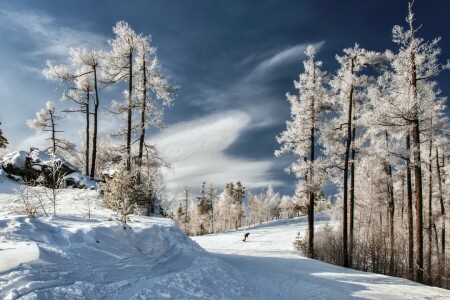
[0,179,250,299]
[192,216,450,299]
[1,174,450,299]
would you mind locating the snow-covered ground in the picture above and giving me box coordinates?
[193,216,450,299]
[1,170,450,299]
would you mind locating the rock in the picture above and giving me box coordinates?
[0,148,96,189]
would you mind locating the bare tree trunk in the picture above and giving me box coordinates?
[436,147,446,285]
[126,52,133,171]
[408,3,424,283]
[342,57,355,268]
[406,133,414,279]
[90,65,99,178]
[388,163,395,276]
[137,56,147,184]
[85,91,90,176]
[307,65,316,259]
[349,121,356,267]
[50,110,56,154]
[386,131,395,276]
[426,127,433,284]
[402,176,405,223]
[433,222,440,285]
[412,119,424,283]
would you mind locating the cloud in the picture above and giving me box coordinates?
[246,41,325,82]
[149,110,283,195]
[0,5,107,62]
[0,5,112,154]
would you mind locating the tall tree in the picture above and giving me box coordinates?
[135,35,177,182]
[104,21,142,170]
[44,48,103,177]
[323,45,376,267]
[375,2,449,282]
[276,45,328,258]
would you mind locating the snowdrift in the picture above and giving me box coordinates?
[0,214,249,299]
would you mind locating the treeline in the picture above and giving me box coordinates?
[277,3,450,287]
[172,182,330,236]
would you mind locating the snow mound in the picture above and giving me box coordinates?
[0,215,250,299]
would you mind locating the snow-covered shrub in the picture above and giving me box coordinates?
[12,182,51,217]
[313,224,343,265]
[102,162,145,223]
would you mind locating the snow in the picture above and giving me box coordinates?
[2,151,28,170]
[0,183,450,299]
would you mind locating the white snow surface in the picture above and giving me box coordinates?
[1,180,450,299]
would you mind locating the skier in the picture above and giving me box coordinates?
[242,232,250,242]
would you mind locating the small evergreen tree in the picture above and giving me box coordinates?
[0,122,8,149]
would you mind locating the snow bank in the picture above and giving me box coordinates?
[0,214,250,299]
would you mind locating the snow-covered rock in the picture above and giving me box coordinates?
[1,149,97,189]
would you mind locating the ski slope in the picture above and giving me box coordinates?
[192,216,450,299]
[1,171,450,299]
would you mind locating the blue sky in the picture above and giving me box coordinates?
[1,0,450,196]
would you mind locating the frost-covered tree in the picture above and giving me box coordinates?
[102,161,142,223]
[279,195,294,219]
[0,122,8,149]
[206,183,217,233]
[213,182,244,231]
[44,49,103,178]
[321,44,379,267]
[372,3,449,282]
[27,101,75,155]
[196,182,210,234]
[135,36,177,182]
[104,21,142,170]
[276,45,329,258]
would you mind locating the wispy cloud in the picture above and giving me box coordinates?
[190,41,326,111]
[0,5,107,63]
[246,41,325,82]
[149,110,282,195]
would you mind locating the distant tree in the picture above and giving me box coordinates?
[0,122,8,149]
[196,182,208,234]
[206,183,217,233]
[233,181,245,228]
[27,101,76,155]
